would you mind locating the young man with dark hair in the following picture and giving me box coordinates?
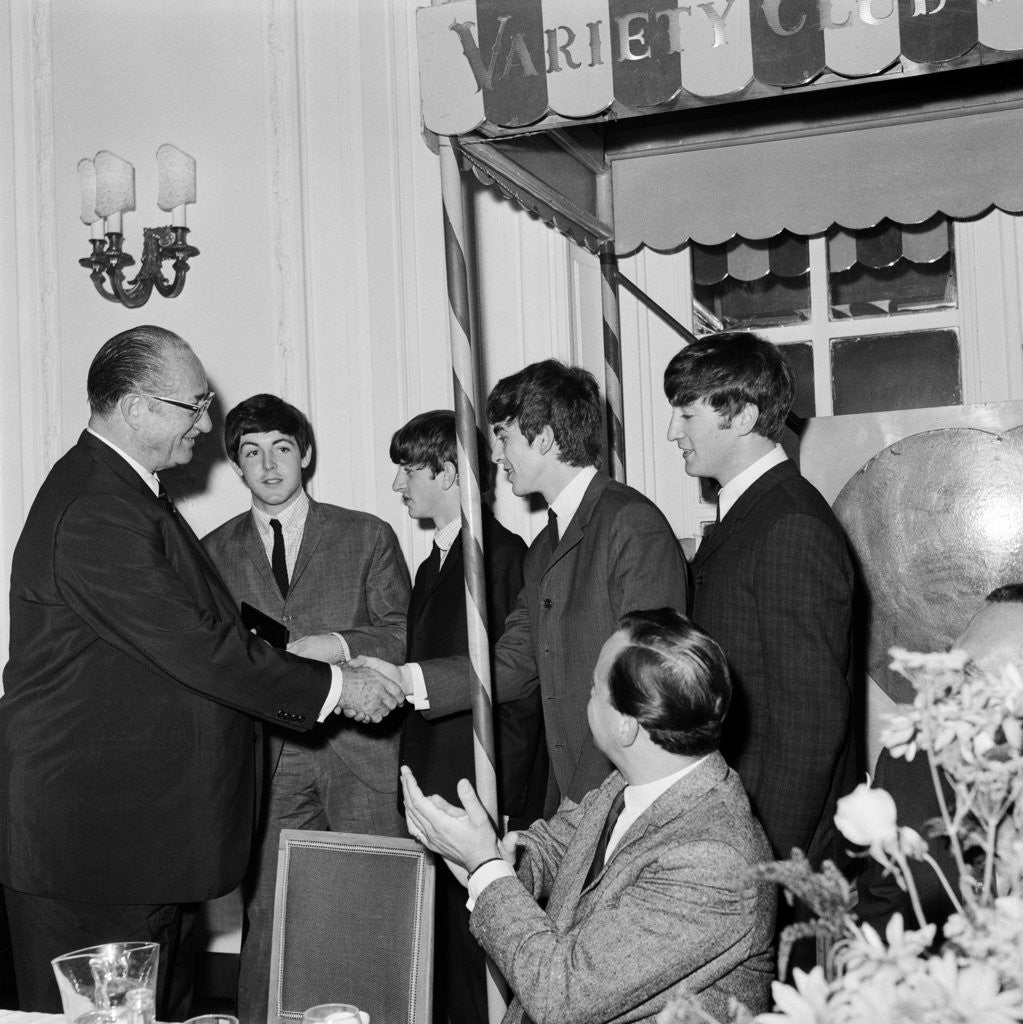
[390,409,544,1024]
[362,360,689,811]
[203,393,411,1024]
[402,608,776,1024]
[663,332,855,868]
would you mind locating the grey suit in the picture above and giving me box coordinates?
[471,753,776,1024]
[422,474,689,808]
[203,496,410,1024]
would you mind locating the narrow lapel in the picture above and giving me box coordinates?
[542,474,608,579]
[691,462,797,574]
[290,498,323,591]
[242,512,279,597]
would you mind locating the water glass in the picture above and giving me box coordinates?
[51,941,159,1024]
[301,1004,370,1024]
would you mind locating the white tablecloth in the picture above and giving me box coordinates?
[0,1013,64,1024]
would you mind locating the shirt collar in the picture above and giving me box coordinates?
[622,755,708,818]
[549,465,598,534]
[251,488,309,537]
[718,445,787,520]
[87,427,160,496]
[433,517,461,553]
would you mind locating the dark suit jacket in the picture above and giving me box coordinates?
[470,754,776,1024]
[690,459,855,864]
[0,431,331,904]
[420,474,689,806]
[203,497,410,792]
[401,512,543,818]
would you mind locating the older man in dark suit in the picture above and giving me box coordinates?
[358,361,689,812]
[402,608,776,1024]
[0,328,403,1018]
[664,332,855,870]
[390,409,544,1024]
[203,394,410,1024]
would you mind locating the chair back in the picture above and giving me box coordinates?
[268,829,435,1024]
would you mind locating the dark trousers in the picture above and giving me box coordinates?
[2,885,198,1021]
[434,867,487,1024]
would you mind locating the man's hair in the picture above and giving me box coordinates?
[389,409,494,490]
[986,584,1023,604]
[223,394,314,463]
[87,325,192,416]
[607,608,731,757]
[486,360,602,468]
[663,332,795,443]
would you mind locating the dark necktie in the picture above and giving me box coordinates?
[157,481,176,515]
[548,508,559,547]
[583,787,627,889]
[420,542,442,590]
[270,518,289,598]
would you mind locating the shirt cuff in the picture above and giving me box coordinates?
[405,662,429,710]
[466,859,515,911]
[317,664,345,722]
[330,632,351,664]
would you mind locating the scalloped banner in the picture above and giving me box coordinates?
[417,0,1023,135]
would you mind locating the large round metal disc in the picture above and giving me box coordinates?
[833,425,1023,704]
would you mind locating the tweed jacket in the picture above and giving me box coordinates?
[470,752,776,1024]
[203,496,410,788]
[421,473,689,805]
[690,459,855,864]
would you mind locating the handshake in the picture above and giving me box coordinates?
[287,634,406,724]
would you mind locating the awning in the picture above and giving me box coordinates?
[418,0,1023,136]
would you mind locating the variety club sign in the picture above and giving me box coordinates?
[417,0,1023,132]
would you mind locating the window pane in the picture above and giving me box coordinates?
[831,330,961,415]
[692,234,810,333]
[777,341,816,418]
[828,217,956,320]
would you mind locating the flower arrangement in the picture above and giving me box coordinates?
[657,646,1023,1024]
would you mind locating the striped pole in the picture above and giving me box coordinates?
[437,135,507,1024]
[596,171,626,482]
[599,247,627,482]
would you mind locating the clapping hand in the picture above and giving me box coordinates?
[401,766,515,885]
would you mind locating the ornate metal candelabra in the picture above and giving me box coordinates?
[79,225,199,309]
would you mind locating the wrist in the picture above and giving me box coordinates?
[467,856,504,879]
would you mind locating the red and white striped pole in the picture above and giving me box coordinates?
[596,171,626,482]
[437,135,507,1024]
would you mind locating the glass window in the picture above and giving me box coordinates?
[831,330,962,415]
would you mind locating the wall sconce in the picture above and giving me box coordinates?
[78,144,198,308]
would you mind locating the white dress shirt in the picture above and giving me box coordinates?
[717,444,787,521]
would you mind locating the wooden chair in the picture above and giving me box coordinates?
[268,830,435,1024]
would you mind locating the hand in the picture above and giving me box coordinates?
[400,766,500,873]
[288,633,344,663]
[348,654,409,695]
[335,664,405,724]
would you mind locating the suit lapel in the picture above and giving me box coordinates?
[542,473,608,579]
[691,461,797,573]
[290,497,323,591]
[409,536,460,628]
[240,512,279,598]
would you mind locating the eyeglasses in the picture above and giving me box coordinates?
[138,391,215,424]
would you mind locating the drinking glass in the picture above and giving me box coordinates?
[301,1004,370,1024]
[183,1016,239,1024]
[51,941,159,1024]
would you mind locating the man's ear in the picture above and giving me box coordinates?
[229,458,244,479]
[119,393,143,431]
[439,460,458,489]
[536,424,557,456]
[618,714,640,748]
[731,402,760,437]
[301,447,313,470]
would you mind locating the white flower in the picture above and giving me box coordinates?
[756,967,831,1024]
[834,784,898,853]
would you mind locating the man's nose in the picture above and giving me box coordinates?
[391,468,404,492]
